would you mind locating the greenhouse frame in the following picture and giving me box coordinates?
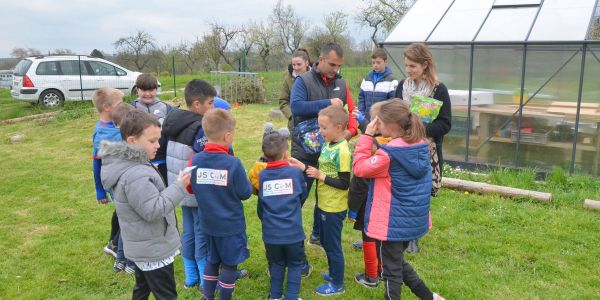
[382,0,600,175]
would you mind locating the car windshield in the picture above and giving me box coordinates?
[13,59,33,76]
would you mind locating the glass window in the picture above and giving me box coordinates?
[529,0,597,41]
[58,60,89,76]
[428,0,495,41]
[494,0,541,6]
[384,0,453,43]
[475,7,538,41]
[115,67,127,76]
[88,61,117,76]
[13,59,32,76]
[36,61,60,75]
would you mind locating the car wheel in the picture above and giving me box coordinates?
[38,89,64,108]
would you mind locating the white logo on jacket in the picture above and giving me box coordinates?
[262,179,294,196]
[196,168,228,186]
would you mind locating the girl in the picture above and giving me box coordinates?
[353,100,444,300]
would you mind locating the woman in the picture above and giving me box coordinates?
[279,48,311,132]
[394,43,451,253]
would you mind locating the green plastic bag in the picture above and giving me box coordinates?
[410,96,443,123]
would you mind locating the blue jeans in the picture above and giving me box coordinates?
[116,231,134,267]
[181,206,207,261]
[300,159,319,238]
[319,208,346,287]
[266,241,304,300]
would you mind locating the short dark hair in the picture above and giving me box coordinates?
[184,79,217,107]
[372,48,387,61]
[320,42,344,58]
[120,110,160,139]
[262,133,288,161]
[136,73,159,90]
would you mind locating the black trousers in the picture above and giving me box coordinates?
[132,263,177,300]
[376,240,433,300]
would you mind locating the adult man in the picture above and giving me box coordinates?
[290,42,358,246]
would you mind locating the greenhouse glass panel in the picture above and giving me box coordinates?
[476,7,538,41]
[574,45,600,175]
[494,0,541,6]
[586,2,600,39]
[428,0,495,42]
[468,45,524,166]
[528,0,596,41]
[384,0,453,43]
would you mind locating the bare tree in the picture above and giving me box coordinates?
[10,47,41,59]
[178,37,204,74]
[210,23,241,69]
[114,30,157,71]
[270,0,307,54]
[323,12,349,44]
[52,48,75,55]
[250,21,276,71]
[201,29,223,70]
[357,0,414,46]
[90,49,105,59]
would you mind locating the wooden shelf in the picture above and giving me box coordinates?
[488,137,597,151]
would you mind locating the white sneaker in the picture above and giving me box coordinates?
[433,292,445,300]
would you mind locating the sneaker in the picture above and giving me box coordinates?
[269,297,284,300]
[237,269,249,279]
[322,273,332,282]
[301,263,313,278]
[184,282,198,289]
[103,241,117,258]
[351,240,363,251]
[113,261,125,273]
[124,265,136,274]
[354,273,379,288]
[308,235,322,247]
[407,239,419,254]
[315,282,345,296]
[433,292,445,300]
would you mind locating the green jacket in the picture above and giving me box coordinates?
[278,69,295,131]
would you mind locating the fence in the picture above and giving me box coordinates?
[0,70,13,88]
[209,71,265,104]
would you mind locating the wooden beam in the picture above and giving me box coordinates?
[442,177,552,203]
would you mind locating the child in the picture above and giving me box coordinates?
[352,100,444,300]
[160,79,216,289]
[292,105,352,296]
[98,110,191,299]
[188,109,253,300]
[91,88,123,260]
[257,133,309,300]
[357,48,398,129]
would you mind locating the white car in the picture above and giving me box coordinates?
[11,55,160,108]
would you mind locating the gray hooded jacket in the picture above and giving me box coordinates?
[98,141,187,262]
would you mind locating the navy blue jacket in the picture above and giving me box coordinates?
[358,66,397,121]
[257,161,309,244]
[189,143,252,237]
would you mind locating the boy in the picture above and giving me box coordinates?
[188,109,253,300]
[358,48,398,127]
[292,105,352,296]
[258,133,309,300]
[91,88,123,260]
[99,110,191,299]
[161,79,216,289]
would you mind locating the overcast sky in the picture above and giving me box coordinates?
[0,0,370,57]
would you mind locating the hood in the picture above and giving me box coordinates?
[382,142,430,179]
[98,141,148,190]
[161,108,202,138]
[369,66,393,81]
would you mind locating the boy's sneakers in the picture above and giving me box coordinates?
[103,241,117,258]
[301,263,313,278]
[354,273,379,288]
[184,282,198,289]
[315,282,345,296]
[308,235,322,247]
[237,269,249,279]
[113,260,125,273]
[433,292,445,300]
[124,264,136,275]
[407,239,419,254]
[351,240,363,251]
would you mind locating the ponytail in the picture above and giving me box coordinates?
[402,112,426,144]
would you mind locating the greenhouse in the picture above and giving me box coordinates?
[382,0,600,176]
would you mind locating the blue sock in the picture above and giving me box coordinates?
[202,262,219,300]
[182,257,199,286]
[196,256,206,288]
[218,265,238,300]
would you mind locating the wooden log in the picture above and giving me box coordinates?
[583,199,600,211]
[442,177,552,202]
[0,112,60,125]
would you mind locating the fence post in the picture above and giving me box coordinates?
[78,55,84,101]
[172,55,176,98]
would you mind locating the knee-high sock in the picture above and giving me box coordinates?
[182,257,199,286]
[202,262,219,300]
[363,241,378,278]
[197,256,206,287]
[218,265,238,300]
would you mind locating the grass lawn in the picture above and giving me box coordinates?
[1,102,599,299]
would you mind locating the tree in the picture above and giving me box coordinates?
[356,0,414,46]
[52,48,75,55]
[323,12,349,44]
[10,47,41,59]
[114,30,157,71]
[270,0,307,54]
[178,37,204,74]
[90,49,105,59]
[201,29,223,70]
[250,21,276,71]
[209,23,241,70]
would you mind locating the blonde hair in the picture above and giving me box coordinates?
[404,43,437,88]
[92,88,124,113]
[202,108,236,140]
[377,100,425,143]
[318,105,348,129]
[112,103,135,127]
[370,101,385,120]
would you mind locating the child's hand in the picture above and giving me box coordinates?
[177,170,191,186]
[365,116,379,136]
[288,157,306,171]
[98,198,108,204]
[306,167,325,181]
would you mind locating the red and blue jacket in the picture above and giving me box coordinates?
[353,135,431,242]
[188,143,253,237]
[92,120,122,201]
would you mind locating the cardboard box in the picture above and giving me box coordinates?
[449,90,494,106]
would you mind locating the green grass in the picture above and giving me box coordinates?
[1,84,600,299]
